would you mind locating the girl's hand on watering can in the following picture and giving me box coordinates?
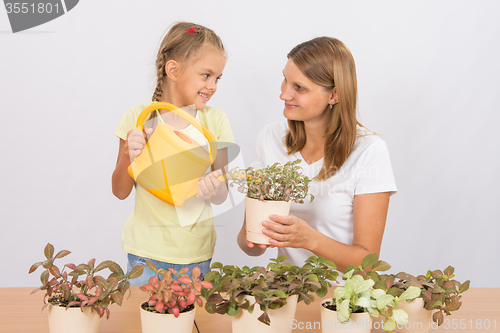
[126,128,153,159]
[196,170,223,200]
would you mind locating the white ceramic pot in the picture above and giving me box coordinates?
[47,304,100,333]
[232,294,298,333]
[393,298,433,333]
[140,302,196,333]
[245,197,291,245]
[320,299,372,333]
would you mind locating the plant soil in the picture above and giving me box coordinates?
[48,295,79,308]
[141,302,194,314]
[322,301,365,313]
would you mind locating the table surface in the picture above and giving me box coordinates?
[0,287,498,332]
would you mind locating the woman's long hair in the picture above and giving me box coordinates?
[285,37,360,180]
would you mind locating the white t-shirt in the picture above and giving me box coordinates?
[251,121,397,266]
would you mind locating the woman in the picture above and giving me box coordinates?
[237,37,397,272]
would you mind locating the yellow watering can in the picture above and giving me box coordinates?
[127,102,218,206]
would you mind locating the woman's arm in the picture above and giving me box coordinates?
[262,192,391,272]
[237,214,268,256]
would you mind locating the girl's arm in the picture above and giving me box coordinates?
[112,129,151,200]
[196,147,229,205]
[112,137,135,200]
[261,192,391,272]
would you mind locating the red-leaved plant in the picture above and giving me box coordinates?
[29,243,144,319]
[139,261,213,317]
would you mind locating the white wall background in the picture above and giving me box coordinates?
[1,0,499,288]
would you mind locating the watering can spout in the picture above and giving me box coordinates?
[127,102,218,206]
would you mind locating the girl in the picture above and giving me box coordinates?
[112,22,234,285]
[237,37,396,272]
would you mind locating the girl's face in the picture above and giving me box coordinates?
[280,59,335,124]
[172,46,226,110]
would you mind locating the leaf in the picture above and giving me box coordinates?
[355,296,370,308]
[29,262,44,274]
[258,311,271,326]
[399,286,421,301]
[433,311,444,326]
[371,289,386,300]
[145,261,157,274]
[54,250,71,259]
[49,265,61,279]
[40,270,49,285]
[444,300,462,312]
[44,243,54,260]
[339,299,351,319]
[459,280,470,294]
[192,266,201,280]
[383,318,396,331]
[105,261,124,276]
[128,265,145,279]
[372,260,391,272]
[392,309,409,325]
[376,294,394,310]
[361,253,378,269]
[443,266,454,277]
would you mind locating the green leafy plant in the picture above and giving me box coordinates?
[139,261,213,317]
[324,254,421,331]
[223,159,314,203]
[203,255,338,325]
[392,266,470,326]
[29,243,144,319]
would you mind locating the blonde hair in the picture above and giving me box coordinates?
[285,37,361,181]
[152,22,225,102]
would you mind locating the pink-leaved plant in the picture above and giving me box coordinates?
[140,261,212,317]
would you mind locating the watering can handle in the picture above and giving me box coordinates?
[136,102,218,165]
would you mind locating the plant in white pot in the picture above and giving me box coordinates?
[29,243,144,333]
[203,255,338,333]
[224,159,314,244]
[139,261,213,333]
[320,254,421,332]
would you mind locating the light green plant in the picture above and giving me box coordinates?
[328,254,421,331]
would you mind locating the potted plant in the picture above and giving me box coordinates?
[224,159,314,244]
[203,255,338,333]
[139,260,213,333]
[385,266,470,332]
[29,243,144,333]
[320,254,421,332]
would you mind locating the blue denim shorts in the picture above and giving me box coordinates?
[126,253,212,286]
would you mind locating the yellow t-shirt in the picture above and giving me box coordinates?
[114,102,235,264]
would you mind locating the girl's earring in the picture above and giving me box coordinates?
[329,104,333,110]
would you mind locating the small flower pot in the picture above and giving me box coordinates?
[245,197,291,245]
[139,302,196,333]
[47,304,100,333]
[320,299,372,333]
[393,298,433,333]
[232,294,298,333]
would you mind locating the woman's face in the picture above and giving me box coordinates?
[280,59,335,124]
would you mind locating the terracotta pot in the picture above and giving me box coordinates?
[245,197,291,245]
[139,302,196,333]
[320,299,372,333]
[393,298,433,333]
[232,294,298,333]
[47,304,100,333]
